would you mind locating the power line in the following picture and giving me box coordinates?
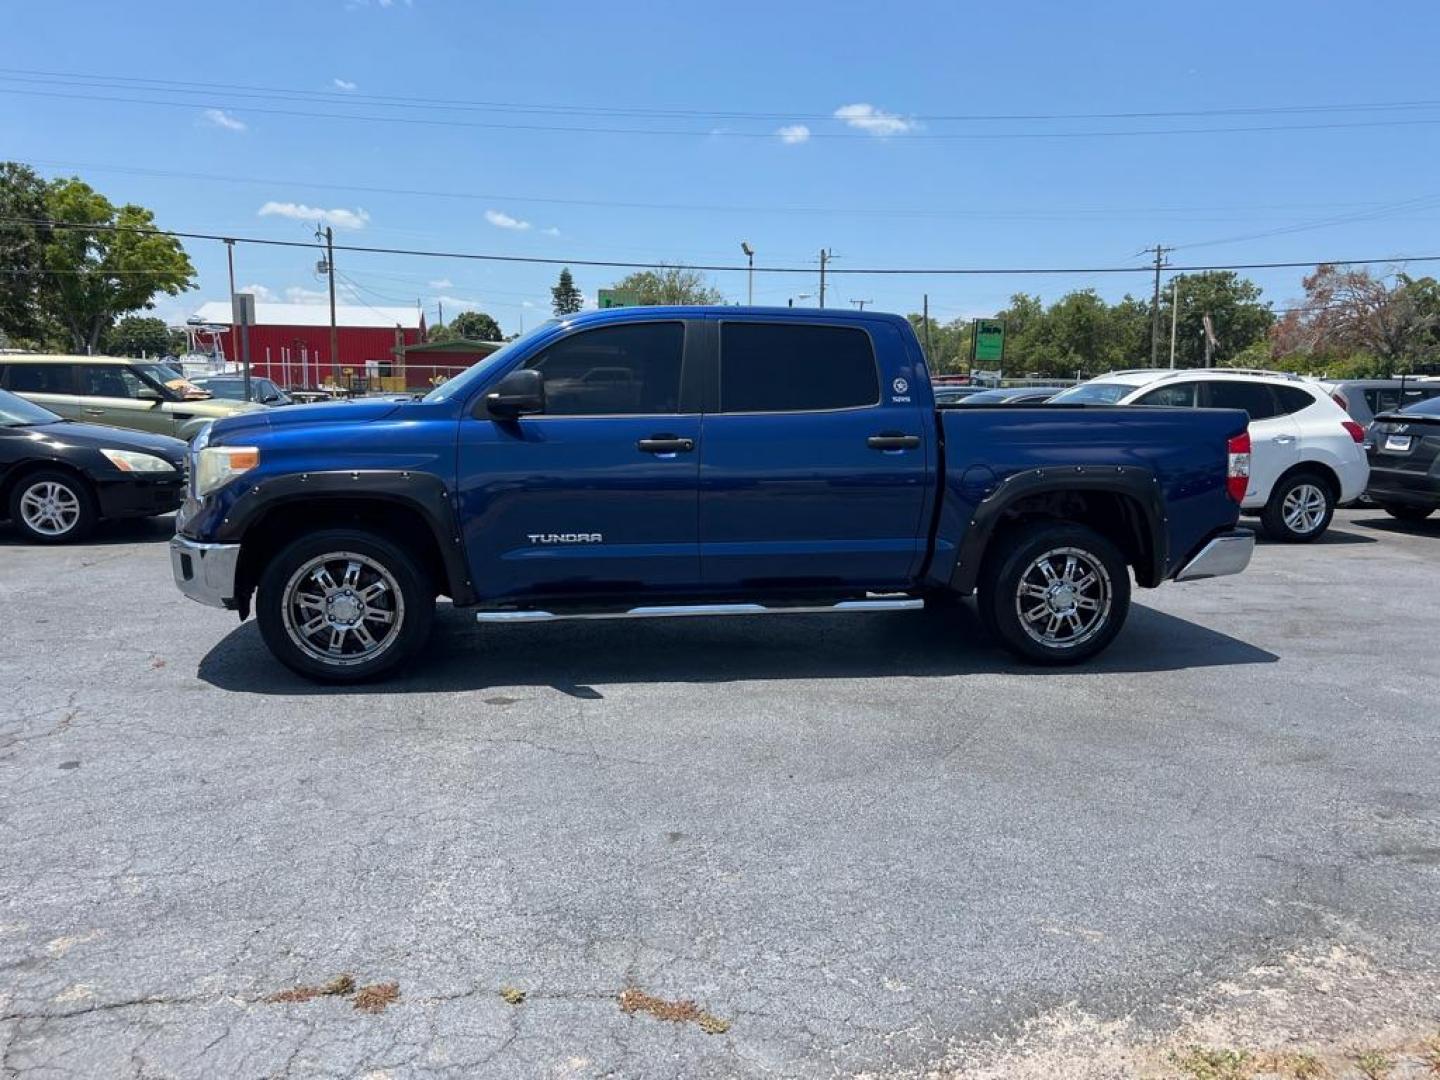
[10,85,1440,141]
[7,216,1440,277]
[6,67,1440,123]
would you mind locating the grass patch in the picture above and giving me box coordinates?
[1170,1045,1253,1080]
[618,987,729,1035]
[1350,1049,1392,1079]
[352,982,400,1014]
[499,986,526,1006]
[265,973,356,1004]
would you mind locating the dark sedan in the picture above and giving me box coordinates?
[1364,396,1440,522]
[189,375,293,406]
[1,389,189,543]
[954,386,1065,405]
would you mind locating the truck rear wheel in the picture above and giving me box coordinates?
[256,528,434,683]
[978,522,1131,665]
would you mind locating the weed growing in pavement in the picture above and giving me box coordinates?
[618,987,730,1035]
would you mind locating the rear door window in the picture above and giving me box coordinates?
[1201,380,1281,420]
[5,364,77,394]
[719,322,879,413]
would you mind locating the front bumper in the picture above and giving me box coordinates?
[170,535,241,609]
[1174,529,1255,582]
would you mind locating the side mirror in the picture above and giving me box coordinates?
[137,387,163,402]
[483,369,545,418]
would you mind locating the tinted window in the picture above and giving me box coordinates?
[525,322,683,416]
[195,380,245,400]
[1133,383,1197,407]
[720,322,878,413]
[1366,386,1440,414]
[1274,386,1319,415]
[6,364,77,394]
[1202,380,1280,420]
[80,364,153,399]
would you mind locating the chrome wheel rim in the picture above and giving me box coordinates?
[282,551,405,667]
[19,481,81,536]
[1015,546,1112,649]
[1282,482,1327,534]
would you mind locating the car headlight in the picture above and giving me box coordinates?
[195,445,260,495]
[100,448,177,474]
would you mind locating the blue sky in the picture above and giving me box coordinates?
[5,0,1440,335]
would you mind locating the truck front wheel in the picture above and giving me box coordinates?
[256,528,434,683]
[978,522,1131,665]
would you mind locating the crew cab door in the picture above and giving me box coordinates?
[456,319,703,602]
[698,317,932,590]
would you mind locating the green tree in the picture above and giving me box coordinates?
[447,310,502,341]
[1160,271,1273,369]
[103,315,180,357]
[427,321,457,344]
[608,265,723,306]
[0,162,53,343]
[906,314,971,374]
[38,177,196,353]
[551,267,583,316]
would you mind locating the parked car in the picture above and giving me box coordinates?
[1,389,187,543]
[955,387,1065,405]
[1363,395,1440,521]
[932,385,988,403]
[1318,377,1440,427]
[189,375,294,407]
[1050,368,1368,542]
[171,307,1254,682]
[0,356,264,441]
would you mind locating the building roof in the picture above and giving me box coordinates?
[402,338,507,355]
[191,301,424,330]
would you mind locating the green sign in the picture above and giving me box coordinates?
[972,318,1005,363]
[598,289,639,309]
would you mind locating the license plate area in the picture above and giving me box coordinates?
[1384,434,1413,452]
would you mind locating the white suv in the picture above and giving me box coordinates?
[1050,369,1370,542]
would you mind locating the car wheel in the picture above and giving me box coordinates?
[8,470,97,544]
[256,528,434,684]
[1381,504,1434,523]
[1261,472,1334,542]
[979,521,1131,665]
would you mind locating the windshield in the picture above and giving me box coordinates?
[137,362,211,400]
[0,388,61,426]
[1048,382,1134,405]
[194,380,245,400]
[422,321,560,403]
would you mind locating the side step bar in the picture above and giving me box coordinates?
[476,597,924,624]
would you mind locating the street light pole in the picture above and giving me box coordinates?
[740,241,754,305]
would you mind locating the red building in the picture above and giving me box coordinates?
[189,302,426,388]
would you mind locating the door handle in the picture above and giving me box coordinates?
[637,436,695,454]
[1271,435,1296,445]
[84,408,105,415]
[867,433,921,451]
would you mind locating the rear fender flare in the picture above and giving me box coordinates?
[948,465,1167,594]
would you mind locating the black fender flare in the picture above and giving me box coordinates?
[218,469,475,607]
[948,464,1168,594]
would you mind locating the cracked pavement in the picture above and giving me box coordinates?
[1,510,1438,1077]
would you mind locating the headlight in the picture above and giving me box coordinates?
[195,445,260,495]
[100,448,176,473]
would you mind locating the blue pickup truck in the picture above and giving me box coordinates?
[170,307,1255,682]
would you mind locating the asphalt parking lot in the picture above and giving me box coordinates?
[2,509,1438,1078]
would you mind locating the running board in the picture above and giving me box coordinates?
[475,597,924,624]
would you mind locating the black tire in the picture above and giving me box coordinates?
[256,528,434,684]
[1260,471,1335,543]
[978,521,1131,665]
[1381,504,1434,523]
[7,469,97,544]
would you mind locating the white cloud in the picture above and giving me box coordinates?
[428,278,453,289]
[333,78,358,91]
[484,209,531,231]
[239,283,276,302]
[258,201,371,230]
[521,300,536,308]
[284,285,329,305]
[541,226,561,237]
[203,108,246,132]
[833,103,917,137]
[776,124,811,144]
[436,294,484,310]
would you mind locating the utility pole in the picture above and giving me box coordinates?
[1169,280,1179,368]
[438,298,444,329]
[224,238,236,370]
[325,226,338,374]
[741,242,755,305]
[1148,243,1171,368]
[818,248,831,309]
[849,299,871,310]
[922,294,933,366]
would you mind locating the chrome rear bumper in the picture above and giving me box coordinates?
[170,535,241,609]
[1174,529,1255,582]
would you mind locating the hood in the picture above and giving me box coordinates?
[207,398,406,441]
[28,420,189,463]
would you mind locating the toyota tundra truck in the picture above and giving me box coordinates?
[170,307,1255,682]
